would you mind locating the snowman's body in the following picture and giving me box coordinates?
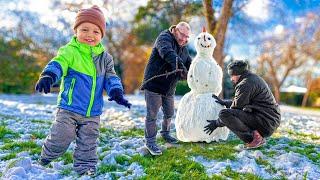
[175,30,229,143]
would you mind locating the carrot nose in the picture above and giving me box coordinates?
[202,27,206,32]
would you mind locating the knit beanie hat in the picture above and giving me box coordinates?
[73,5,106,38]
[227,60,249,76]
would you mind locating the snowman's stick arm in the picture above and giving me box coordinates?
[140,57,184,90]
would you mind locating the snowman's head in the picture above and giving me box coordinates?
[195,27,216,56]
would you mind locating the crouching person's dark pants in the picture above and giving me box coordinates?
[219,109,273,143]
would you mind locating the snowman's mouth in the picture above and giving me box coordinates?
[200,43,211,48]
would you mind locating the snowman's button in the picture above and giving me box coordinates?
[190,75,193,78]
[205,84,208,87]
[196,80,198,82]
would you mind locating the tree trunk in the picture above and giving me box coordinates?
[302,72,312,107]
[202,0,216,33]
[213,0,233,67]
[273,85,281,103]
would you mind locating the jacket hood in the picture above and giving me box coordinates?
[68,36,105,56]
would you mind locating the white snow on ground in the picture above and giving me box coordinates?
[0,93,319,179]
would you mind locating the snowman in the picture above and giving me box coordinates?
[175,27,229,143]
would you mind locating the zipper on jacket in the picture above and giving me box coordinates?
[57,77,65,105]
[86,47,97,117]
[67,78,76,105]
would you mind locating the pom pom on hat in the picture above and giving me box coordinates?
[73,5,106,38]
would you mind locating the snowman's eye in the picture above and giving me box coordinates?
[208,37,211,40]
[198,37,201,40]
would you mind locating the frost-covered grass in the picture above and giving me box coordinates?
[119,127,144,137]
[130,144,263,179]
[0,94,320,179]
[131,153,208,179]
[1,141,41,156]
[0,125,20,140]
[129,138,252,179]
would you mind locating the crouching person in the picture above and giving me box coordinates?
[35,5,131,176]
[204,60,280,149]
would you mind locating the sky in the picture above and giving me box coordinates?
[1,0,318,57]
[228,0,320,60]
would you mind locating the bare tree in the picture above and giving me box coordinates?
[258,13,320,103]
[258,40,303,102]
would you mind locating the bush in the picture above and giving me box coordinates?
[0,37,42,94]
[280,92,304,106]
[175,81,190,95]
[309,92,320,107]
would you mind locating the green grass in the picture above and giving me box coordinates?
[31,131,47,139]
[119,127,144,137]
[30,147,42,156]
[115,155,130,165]
[128,139,242,179]
[266,138,279,146]
[221,166,263,179]
[266,135,320,165]
[261,149,277,158]
[60,167,73,176]
[256,158,277,174]
[279,139,320,165]
[0,125,20,140]
[97,164,123,174]
[6,158,20,170]
[130,153,208,179]
[1,140,41,154]
[3,139,14,143]
[99,127,117,145]
[57,152,73,165]
[265,132,320,167]
[1,152,17,161]
[97,156,131,176]
[30,119,52,125]
[100,127,116,136]
[100,146,111,152]
[185,139,241,160]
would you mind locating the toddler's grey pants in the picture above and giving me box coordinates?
[40,108,100,175]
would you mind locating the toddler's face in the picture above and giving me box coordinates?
[75,22,102,46]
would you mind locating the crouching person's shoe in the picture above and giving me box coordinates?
[145,143,162,156]
[162,134,179,144]
[38,158,51,166]
[245,130,266,149]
